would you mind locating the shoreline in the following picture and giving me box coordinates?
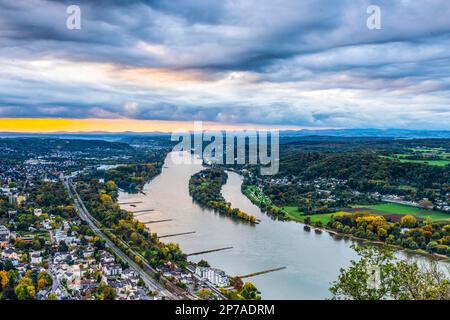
[305,224,450,262]
[240,181,450,262]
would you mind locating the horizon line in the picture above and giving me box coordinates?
[0,118,449,134]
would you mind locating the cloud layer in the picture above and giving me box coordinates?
[0,0,450,129]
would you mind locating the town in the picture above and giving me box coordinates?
[0,137,255,300]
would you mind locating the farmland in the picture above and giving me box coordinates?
[359,203,450,221]
[280,202,450,226]
[381,146,450,166]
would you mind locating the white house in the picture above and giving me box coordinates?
[30,251,43,265]
[34,209,43,217]
[0,225,10,241]
[102,262,122,276]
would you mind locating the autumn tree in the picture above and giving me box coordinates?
[48,293,57,300]
[400,215,417,228]
[198,288,212,300]
[241,282,261,300]
[37,271,53,291]
[231,276,244,291]
[105,180,117,191]
[14,277,35,300]
[0,270,9,290]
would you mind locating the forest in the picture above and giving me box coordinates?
[327,214,450,256]
[104,163,162,193]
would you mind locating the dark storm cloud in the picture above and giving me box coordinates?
[0,0,450,128]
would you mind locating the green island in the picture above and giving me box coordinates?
[189,168,257,224]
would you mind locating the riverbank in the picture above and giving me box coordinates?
[306,224,450,262]
[240,182,450,262]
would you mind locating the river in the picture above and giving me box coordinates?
[118,152,362,299]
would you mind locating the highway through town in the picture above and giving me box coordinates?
[62,177,178,300]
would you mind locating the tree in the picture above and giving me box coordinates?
[197,259,210,268]
[330,244,450,300]
[105,180,117,191]
[241,282,261,300]
[37,271,52,291]
[3,259,14,271]
[390,259,450,300]
[59,241,69,253]
[48,293,58,300]
[198,288,212,300]
[97,282,116,300]
[304,216,312,225]
[231,276,244,291]
[0,270,9,289]
[330,245,394,300]
[14,277,35,300]
[400,215,417,228]
[100,194,113,206]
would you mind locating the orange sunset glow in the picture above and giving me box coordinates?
[0,118,304,133]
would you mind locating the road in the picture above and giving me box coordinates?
[48,258,70,299]
[62,177,178,300]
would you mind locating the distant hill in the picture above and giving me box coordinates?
[280,128,450,138]
[0,128,449,140]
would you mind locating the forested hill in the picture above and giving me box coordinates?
[0,138,132,153]
[278,151,449,193]
[279,137,450,152]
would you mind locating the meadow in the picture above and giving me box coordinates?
[281,202,450,225]
[360,203,450,221]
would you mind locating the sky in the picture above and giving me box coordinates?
[0,0,450,132]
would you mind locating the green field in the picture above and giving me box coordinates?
[380,146,450,166]
[361,203,450,221]
[282,206,350,224]
[304,211,351,224]
[282,202,450,224]
[381,155,450,166]
[282,206,305,221]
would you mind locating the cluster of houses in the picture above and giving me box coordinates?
[49,249,148,300]
[436,198,450,212]
[383,194,450,212]
[0,210,152,300]
[247,169,450,212]
[0,186,27,207]
[157,261,194,287]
